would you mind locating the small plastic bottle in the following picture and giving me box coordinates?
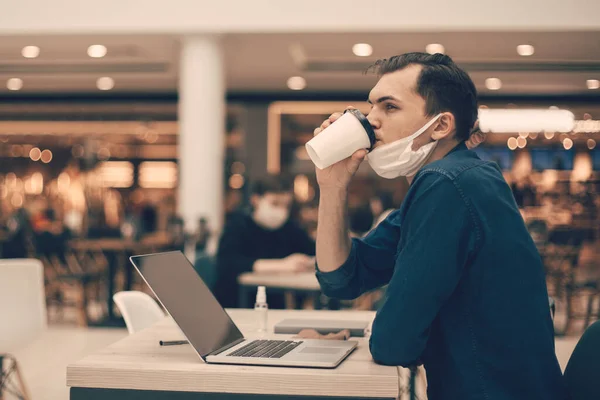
[254,286,268,333]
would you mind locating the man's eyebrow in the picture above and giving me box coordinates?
[367,95,401,104]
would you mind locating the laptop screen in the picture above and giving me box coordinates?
[130,251,244,358]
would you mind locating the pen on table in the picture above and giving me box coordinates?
[159,340,189,346]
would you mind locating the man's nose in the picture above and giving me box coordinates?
[366,112,380,130]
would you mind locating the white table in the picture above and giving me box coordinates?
[67,309,402,400]
[237,272,324,309]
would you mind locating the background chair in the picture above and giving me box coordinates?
[564,319,600,400]
[113,291,165,335]
[0,259,47,352]
[0,258,45,400]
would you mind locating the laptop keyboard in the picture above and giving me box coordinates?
[227,340,303,359]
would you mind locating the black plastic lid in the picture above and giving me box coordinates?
[344,109,376,150]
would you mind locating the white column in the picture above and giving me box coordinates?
[178,35,224,253]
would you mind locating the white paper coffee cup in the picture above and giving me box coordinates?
[305,109,376,169]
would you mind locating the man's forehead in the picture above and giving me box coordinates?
[369,65,422,101]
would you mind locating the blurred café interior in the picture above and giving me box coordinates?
[1,33,599,327]
[0,2,599,398]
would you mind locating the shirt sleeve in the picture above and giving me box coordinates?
[315,212,402,300]
[369,172,480,367]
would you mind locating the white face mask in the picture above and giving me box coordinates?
[253,198,289,230]
[367,114,443,179]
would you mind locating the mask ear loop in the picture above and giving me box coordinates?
[416,113,444,140]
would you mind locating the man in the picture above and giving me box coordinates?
[214,176,315,309]
[313,53,565,399]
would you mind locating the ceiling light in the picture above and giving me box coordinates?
[287,76,306,91]
[40,149,53,163]
[352,43,373,57]
[507,137,518,150]
[516,137,527,148]
[478,109,574,133]
[587,79,600,90]
[563,138,573,150]
[426,44,445,55]
[7,78,23,91]
[516,44,535,57]
[88,44,107,58]
[544,132,555,140]
[229,174,245,190]
[96,77,114,91]
[587,139,596,150]
[29,147,41,161]
[22,45,40,58]
[485,78,502,91]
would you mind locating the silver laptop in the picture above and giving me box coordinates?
[129,251,357,368]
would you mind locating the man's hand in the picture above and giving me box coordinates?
[313,111,367,190]
[295,329,351,341]
[466,120,486,150]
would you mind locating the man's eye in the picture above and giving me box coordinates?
[385,104,397,111]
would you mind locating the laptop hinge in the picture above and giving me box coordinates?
[207,337,246,357]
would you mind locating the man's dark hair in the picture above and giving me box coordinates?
[251,175,292,196]
[370,52,478,142]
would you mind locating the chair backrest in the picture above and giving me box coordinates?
[0,258,47,351]
[113,291,165,335]
[564,320,600,400]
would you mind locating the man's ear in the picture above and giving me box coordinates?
[431,113,455,141]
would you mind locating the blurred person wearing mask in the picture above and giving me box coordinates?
[214,176,315,309]
[312,53,564,400]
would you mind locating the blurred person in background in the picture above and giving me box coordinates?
[3,207,32,258]
[214,176,315,309]
[30,201,71,263]
[312,53,564,400]
[511,175,537,208]
[140,202,158,236]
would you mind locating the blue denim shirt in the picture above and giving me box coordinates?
[316,143,566,400]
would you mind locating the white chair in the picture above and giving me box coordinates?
[0,259,47,352]
[113,291,165,335]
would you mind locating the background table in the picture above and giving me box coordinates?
[237,272,324,309]
[69,235,175,327]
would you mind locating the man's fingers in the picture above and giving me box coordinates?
[351,149,368,161]
[328,112,343,122]
[466,131,487,149]
[295,329,320,339]
[325,330,350,340]
[314,111,345,137]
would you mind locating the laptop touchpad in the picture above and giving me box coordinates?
[300,347,342,354]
